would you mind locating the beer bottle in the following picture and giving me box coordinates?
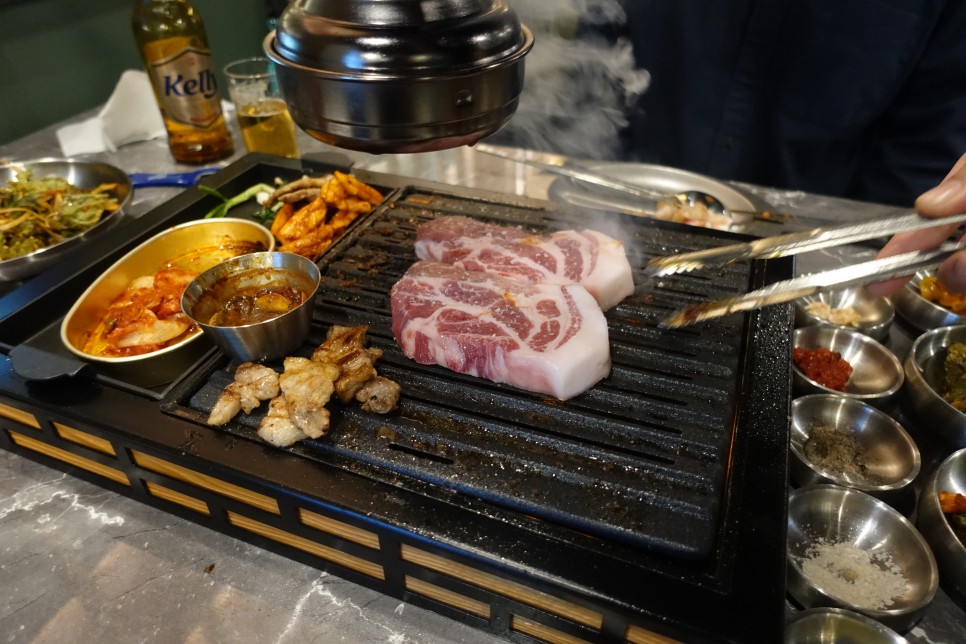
[132,0,234,164]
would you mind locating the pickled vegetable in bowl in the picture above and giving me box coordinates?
[919,274,966,314]
[62,218,275,364]
[0,167,121,260]
[0,159,132,281]
[80,239,269,358]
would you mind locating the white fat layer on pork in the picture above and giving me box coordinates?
[579,230,635,310]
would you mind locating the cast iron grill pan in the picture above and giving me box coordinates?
[178,188,764,559]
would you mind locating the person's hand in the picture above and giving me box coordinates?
[866,152,966,297]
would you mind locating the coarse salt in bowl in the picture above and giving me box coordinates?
[787,484,937,632]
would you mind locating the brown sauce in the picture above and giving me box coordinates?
[207,284,306,326]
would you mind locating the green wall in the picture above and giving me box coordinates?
[0,0,268,146]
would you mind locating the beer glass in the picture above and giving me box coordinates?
[224,57,300,159]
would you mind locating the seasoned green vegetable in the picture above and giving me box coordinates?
[0,170,120,261]
[944,342,966,410]
[199,183,277,221]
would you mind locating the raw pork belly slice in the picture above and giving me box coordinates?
[390,261,611,400]
[415,216,634,310]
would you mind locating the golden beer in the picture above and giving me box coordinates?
[132,1,234,164]
[237,98,300,159]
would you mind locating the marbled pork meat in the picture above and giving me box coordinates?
[414,216,634,310]
[390,260,611,400]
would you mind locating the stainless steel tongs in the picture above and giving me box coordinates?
[652,212,966,327]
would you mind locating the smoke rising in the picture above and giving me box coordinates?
[485,0,650,162]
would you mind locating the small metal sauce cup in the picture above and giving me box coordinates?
[182,251,321,362]
[792,326,903,409]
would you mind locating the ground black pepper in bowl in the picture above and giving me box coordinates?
[790,395,920,498]
[803,425,884,486]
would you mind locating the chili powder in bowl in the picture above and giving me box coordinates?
[792,326,903,409]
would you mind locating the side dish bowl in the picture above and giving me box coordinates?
[792,326,903,408]
[0,159,132,282]
[893,270,966,332]
[902,325,966,448]
[60,218,274,384]
[787,484,938,632]
[795,287,894,342]
[916,448,966,599]
[790,395,919,499]
[784,607,907,644]
[182,251,320,362]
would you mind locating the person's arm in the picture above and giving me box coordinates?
[866,151,966,296]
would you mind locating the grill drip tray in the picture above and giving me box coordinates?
[171,187,770,559]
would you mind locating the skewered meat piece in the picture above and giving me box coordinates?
[257,396,306,447]
[279,356,340,438]
[355,375,401,413]
[312,324,384,404]
[207,362,280,425]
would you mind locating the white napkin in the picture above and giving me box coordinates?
[56,70,167,156]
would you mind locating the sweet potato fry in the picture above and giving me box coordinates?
[271,202,296,238]
[267,172,383,260]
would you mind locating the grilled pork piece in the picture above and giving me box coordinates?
[390,261,611,400]
[415,216,634,310]
[257,396,306,447]
[355,375,401,413]
[207,362,280,425]
[312,324,384,404]
[208,326,400,444]
[279,357,340,438]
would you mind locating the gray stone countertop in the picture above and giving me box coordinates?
[0,115,963,643]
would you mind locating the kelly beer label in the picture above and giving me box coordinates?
[148,46,222,129]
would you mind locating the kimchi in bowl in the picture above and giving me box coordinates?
[61,218,275,372]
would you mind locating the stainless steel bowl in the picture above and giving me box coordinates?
[792,326,903,408]
[264,0,533,153]
[787,484,938,632]
[917,448,966,599]
[894,270,965,332]
[60,219,274,386]
[785,607,907,644]
[795,287,894,342]
[0,159,132,281]
[182,251,321,363]
[790,395,920,498]
[902,325,966,448]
